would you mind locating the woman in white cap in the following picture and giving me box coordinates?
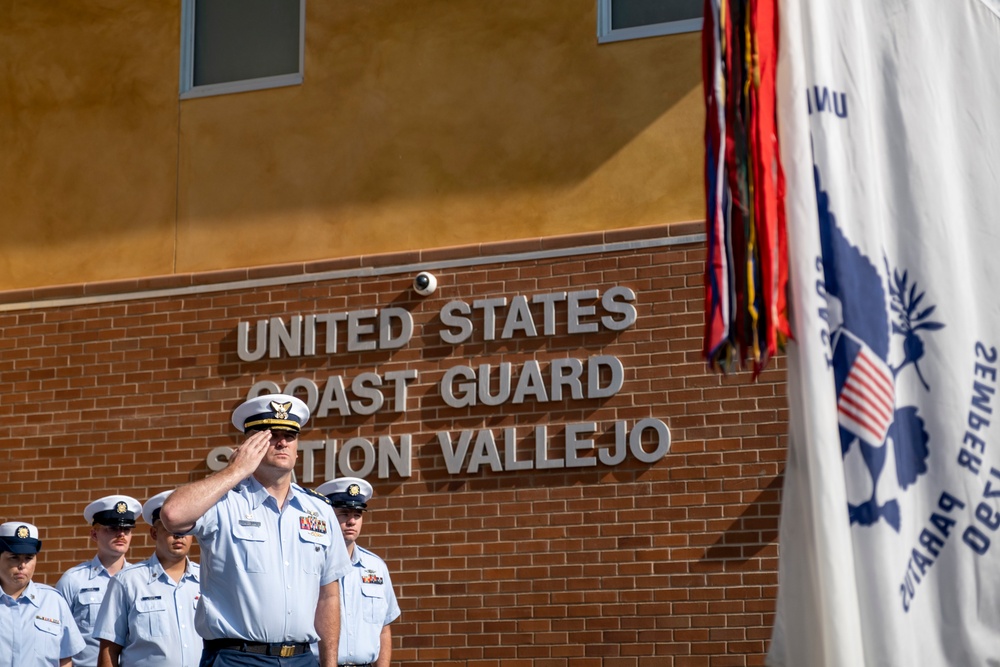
[0,521,85,666]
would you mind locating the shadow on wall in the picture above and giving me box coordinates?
[700,472,784,565]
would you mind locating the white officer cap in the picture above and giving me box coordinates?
[84,495,143,527]
[231,393,310,433]
[0,521,42,554]
[315,477,374,510]
[142,490,173,526]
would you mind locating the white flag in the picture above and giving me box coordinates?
[772,1,1000,665]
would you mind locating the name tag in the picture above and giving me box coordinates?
[238,520,261,527]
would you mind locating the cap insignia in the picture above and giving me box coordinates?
[271,400,292,420]
[348,484,361,496]
[15,525,29,540]
[116,501,128,514]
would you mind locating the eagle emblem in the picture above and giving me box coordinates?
[270,401,292,420]
[815,165,938,532]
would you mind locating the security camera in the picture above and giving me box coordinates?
[413,271,437,296]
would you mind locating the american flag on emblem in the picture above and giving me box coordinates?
[837,335,895,445]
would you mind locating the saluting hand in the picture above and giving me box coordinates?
[227,429,272,477]
[159,428,283,534]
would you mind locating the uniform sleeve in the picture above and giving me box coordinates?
[55,569,76,602]
[319,505,352,586]
[92,576,129,645]
[382,568,401,626]
[57,593,87,659]
[192,492,222,541]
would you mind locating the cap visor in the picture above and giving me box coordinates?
[1,541,40,554]
[332,501,369,510]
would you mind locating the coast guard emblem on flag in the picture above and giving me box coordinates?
[817,166,941,532]
[764,2,1000,663]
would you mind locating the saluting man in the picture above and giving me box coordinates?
[93,490,203,667]
[159,394,351,667]
[315,477,400,667]
[0,521,85,667]
[57,494,143,667]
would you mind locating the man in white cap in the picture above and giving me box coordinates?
[57,494,143,667]
[315,477,400,667]
[0,521,86,666]
[159,393,351,667]
[93,490,202,667]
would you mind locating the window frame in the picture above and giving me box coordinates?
[179,0,307,99]
[596,0,703,44]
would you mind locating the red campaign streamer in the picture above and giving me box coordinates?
[701,0,789,376]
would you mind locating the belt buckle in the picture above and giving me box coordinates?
[279,644,295,657]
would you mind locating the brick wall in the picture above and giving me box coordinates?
[0,222,786,666]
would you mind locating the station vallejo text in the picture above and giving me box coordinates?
[206,286,671,481]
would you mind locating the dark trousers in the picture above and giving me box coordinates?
[199,647,319,667]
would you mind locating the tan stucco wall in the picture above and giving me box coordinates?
[0,1,704,290]
[0,2,181,286]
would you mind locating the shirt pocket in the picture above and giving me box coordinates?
[231,522,267,572]
[297,527,329,575]
[78,587,104,627]
[33,615,61,662]
[360,582,388,624]
[135,596,168,639]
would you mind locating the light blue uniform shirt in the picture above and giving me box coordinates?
[337,545,400,665]
[56,555,126,667]
[1,580,85,667]
[92,555,202,667]
[191,477,351,643]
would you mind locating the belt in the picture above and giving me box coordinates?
[204,638,312,657]
[339,664,373,667]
